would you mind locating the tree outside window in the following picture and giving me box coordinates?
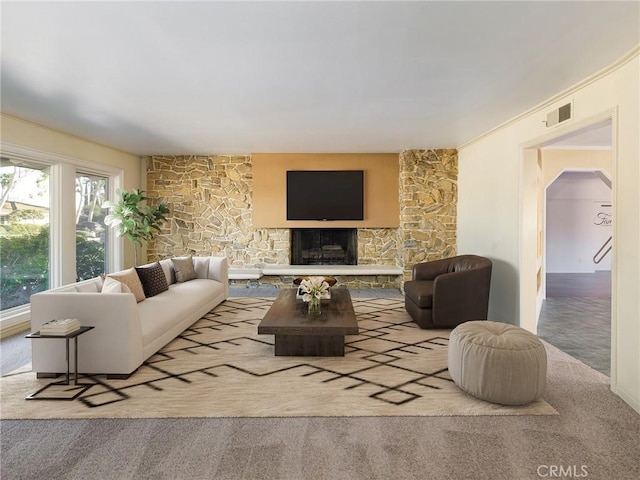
[0,161,50,310]
[75,173,109,281]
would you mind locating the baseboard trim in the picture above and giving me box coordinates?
[612,384,640,415]
[0,318,30,340]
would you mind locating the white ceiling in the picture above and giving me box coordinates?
[1,1,638,156]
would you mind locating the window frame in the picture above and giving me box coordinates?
[0,142,123,332]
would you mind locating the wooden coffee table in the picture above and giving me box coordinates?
[258,288,358,356]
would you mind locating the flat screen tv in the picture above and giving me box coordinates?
[287,170,364,221]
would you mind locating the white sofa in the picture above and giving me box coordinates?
[29,256,229,378]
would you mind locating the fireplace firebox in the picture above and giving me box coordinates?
[290,228,357,265]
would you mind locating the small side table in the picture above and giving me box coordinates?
[25,326,95,401]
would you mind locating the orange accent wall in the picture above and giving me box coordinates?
[252,153,400,228]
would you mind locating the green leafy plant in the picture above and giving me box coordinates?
[104,189,169,265]
[0,224,50,310]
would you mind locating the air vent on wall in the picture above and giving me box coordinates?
[545,102,572,127]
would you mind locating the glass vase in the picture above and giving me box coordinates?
[308,296,321,314]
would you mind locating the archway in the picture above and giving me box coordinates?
[540,167,612,375]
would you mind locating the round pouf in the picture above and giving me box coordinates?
[448,321,547,405]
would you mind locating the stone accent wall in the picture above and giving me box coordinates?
[146,149,457,289]
[357,228,400,266]
[145,155,288,265]
[400,149,458,281]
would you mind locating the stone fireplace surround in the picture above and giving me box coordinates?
[223,227,403,289]
[145,150,458,289]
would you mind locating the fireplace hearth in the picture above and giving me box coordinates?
[290,228,357,266]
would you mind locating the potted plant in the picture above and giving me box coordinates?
[104,188,169,265]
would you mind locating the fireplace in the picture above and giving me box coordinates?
[290,228,357,265]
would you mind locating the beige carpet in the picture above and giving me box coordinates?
[0,297,557,419]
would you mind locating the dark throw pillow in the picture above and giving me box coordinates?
[135,262,169,298]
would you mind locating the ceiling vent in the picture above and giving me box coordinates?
[545,102,572,127]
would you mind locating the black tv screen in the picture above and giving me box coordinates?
[287,170,364,221]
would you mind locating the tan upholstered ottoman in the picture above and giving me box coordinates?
[448,321,547,405]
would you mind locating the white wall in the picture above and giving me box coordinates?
[546,173,612,273]
[458,49,640,413]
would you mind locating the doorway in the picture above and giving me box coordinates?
[534,120,613,376]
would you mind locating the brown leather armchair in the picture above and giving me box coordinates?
[404,255,492,329]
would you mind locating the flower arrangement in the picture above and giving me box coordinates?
[299,276,331,301]
[298,276,331,314]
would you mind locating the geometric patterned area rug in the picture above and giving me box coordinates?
[0,297,557,419]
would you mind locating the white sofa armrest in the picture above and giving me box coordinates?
[30,292,144,375]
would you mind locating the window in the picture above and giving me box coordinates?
[0,160,51,310]
[0,145,122,321]
[75,173,109,281]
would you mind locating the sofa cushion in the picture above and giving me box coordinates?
[108,268,146,302]
[136,262,169,298]
[194,257,210,279]
[138,279,225,347]
[76,281,99,293]
[404,280,434,308]
[172,256,197,283]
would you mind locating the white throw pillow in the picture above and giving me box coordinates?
[101,276,132,294]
